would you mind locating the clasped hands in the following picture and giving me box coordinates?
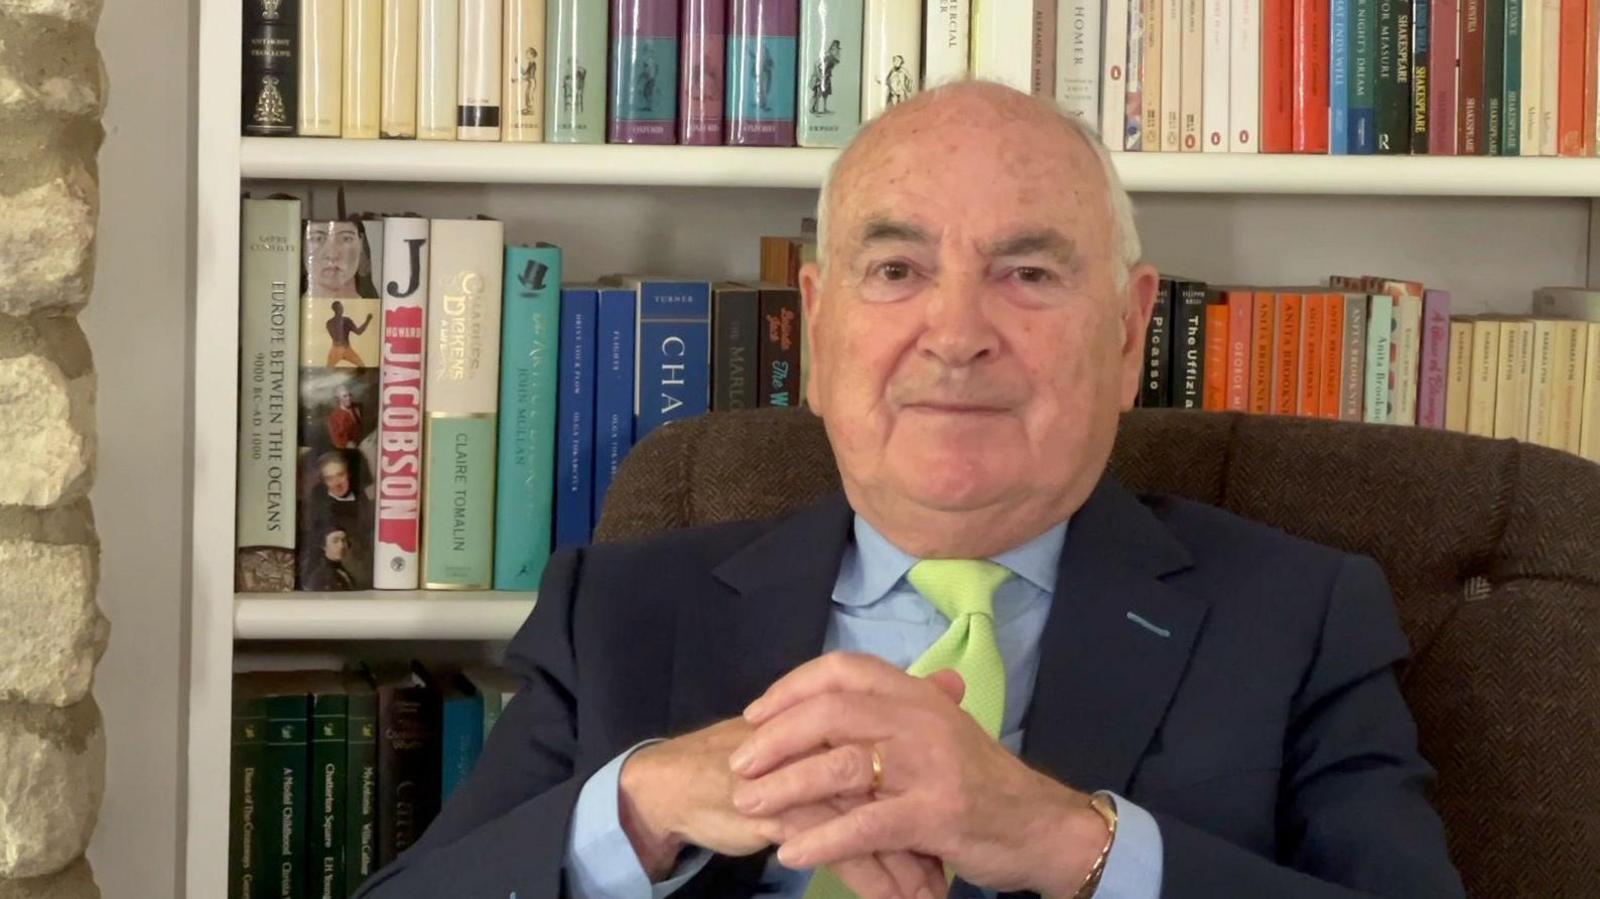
[617,653,1112,899]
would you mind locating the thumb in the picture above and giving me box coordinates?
[925,670,966,706]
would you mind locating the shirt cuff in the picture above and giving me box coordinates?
[565,740,715,899]
[1092,792,1163,899]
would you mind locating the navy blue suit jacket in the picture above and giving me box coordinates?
[355,476,1464,898]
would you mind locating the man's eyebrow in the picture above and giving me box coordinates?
[982,229,1079,263]
[855,217,935,246]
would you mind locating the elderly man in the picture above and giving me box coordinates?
[354,82,1463,898]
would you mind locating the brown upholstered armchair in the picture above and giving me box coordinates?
[595,407,1600,897]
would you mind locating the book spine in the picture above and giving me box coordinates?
[1339,294,1367,419]
[1298,293,1323,415]
[229,694,266,899]
[1560,0,1587,152]
[376,682,442,866]
[728,0,801,144]
[1318,293,1343,418]
[545,0,609,142]
[861,0,920,121]
[298,0,342,135]
[374,219,428,590]
[1142,281,1175,406]
[343,683,377,894]
[609,0,679,143]
[1034,0,1059,97]
[1180,0,1204,149]
[1412,0,1433,150]
[494,246,562,588]
[1541,0,1559,153]
[1248,291,1274,413]
[1293,0,1332,151]
[1445,319,1474,430]
[1556,321,1589,450]
[1203,303,1230,409]
[1581,324,1600,460]
[1524,0,1544,152]
[265,692,310,899]
[1352,0,1378,150]
[1175,282,1207,408]
[1226,290,1252,410]
[1588,0,1600,153]
[1364,295,1394,422]
[1544,321,1574,448]
[1492,320,1528,438]
[758,288,804,407]
[1430,0,1459,151]
[680,0,728,144]
[1484,0,1506,152]
[1467,319,1501,435]
[973,0,1035,90]
[1058,0,1103,127]
[440,691,485,802]
[798,0,866,147]
[1125,0,1146,148]
[342,0,382,137]
[1203,0,1231,149]
[554,289,597,550]
[1527,319,1557,444]
[421,219,504,589]
[457,0,503,140]
[1262,0,1294,150]
[929,0,974,87]
[1459,0,1485,150]
[1416,290,1452,428]
[635,282,712,439]
[1161,0,1183,149]
[380,0,420,137]
[1272,293,1302,414]
[1389,290,1422,425]
[1103,0,1131,141]
[502,0,548,141]
[1377,0,1414,150]
[237,199,301,593]
[1142,0,1164,143]
[1332,0,1352,151]
[713,287,760,410]
[1231,0,1262,149]
[593,288,637,527]
[243,0,300,136]
[1505,0,1523,151]
[309,691,347,899]
[417,0,460,139]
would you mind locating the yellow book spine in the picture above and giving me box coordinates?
[342,0,383,138]
[298,0,344,136]
[1526,320,1558,447]
[1445,320,1473,433]
[1467,320,1500,437]
[1552,321,1587,453]
[1581,324,1600,462]
[380,0,420,138]
[501,0,546,141]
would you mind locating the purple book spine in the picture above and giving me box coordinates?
[1417,289,1452,428]
[727,0,799,146]
[680,0,728,144]
[609,0,680,144]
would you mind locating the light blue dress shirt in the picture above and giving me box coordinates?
[565,516,1164,899]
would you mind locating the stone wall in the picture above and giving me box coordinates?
[0,0,108,894]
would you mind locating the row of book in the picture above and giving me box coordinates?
[235,197,810,595]
[229,664,515,899]
[242,0,1081,146]
[1136,276,1600,458]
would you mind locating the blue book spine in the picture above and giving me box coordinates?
[555,289,598,549]
[1331,0,1352,153]
[493,246,563,590]
[1351,0,1378,152]
[634,281,711,440]
[593,289,637,526]
[440,690,485,803]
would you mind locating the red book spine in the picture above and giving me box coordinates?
[1561,0,1590,153]
[1293,0,1332,151]
[1226,291,1253,411]
[1298,293,1324,415]
[1587,0,1600,153]
[1263,0,1296,151]
[1459,0,1486,153]
[1203,304,1230,410]
[1320,293,1345,419]
[1249,292,1276,413]
[1431,0,1461,152]
[1272,293,1302,414]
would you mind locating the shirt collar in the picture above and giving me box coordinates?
[836,514,1069,608]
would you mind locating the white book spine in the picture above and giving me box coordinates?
[863,0,923,120]
[1139,0,1161,143]
[298,0,343,136]
[1180,0,1203,149]
[1229,0,1259,150]
[1100,0,1131,141]
[457,0,503,140]
[343,0,383,138]
[1056,0,1103,128]
[374,218,430,589]
[381,0,421,138]
[1523,0,1543,155]
[1202,0,1229,149]
[502,0,547,141]
[972,0,1034,90]
[417,0,460,140]
[1541,0,1560,155]
[1390,295,1422,426]
[1160,0,1182,149]
[925,0,972,87]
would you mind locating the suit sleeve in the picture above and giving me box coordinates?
[1157,553,1466,899]
[352,548,592,898]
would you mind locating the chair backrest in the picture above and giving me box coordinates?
[596,407,1600,897]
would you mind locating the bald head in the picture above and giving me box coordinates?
[815,81,1141,289]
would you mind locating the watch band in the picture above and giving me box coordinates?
[1071,792,1120,899]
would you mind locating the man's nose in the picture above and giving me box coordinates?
[917,273,1001,368]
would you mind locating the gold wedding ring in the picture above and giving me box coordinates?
[868,745,885,794]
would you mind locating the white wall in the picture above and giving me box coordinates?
[83,0,193,890]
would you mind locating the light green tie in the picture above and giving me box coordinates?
[802,559,1012,899]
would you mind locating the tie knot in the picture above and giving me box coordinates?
[906,559,1011,623]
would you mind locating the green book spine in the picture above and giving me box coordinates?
[796,0,865,147]
[1483,0,1506,153]
[229,694,268,899]
[309,691,347,899]
[1375,0,1412,151]
[343,683,379,895]
[1364,294,1395,423]
[545,0,609,142]
[264,692,310,899]
[1503,0,1523,153]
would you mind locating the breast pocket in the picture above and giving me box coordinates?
[1130,727,1283,796]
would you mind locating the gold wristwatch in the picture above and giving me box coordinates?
[1071,792,1120,899]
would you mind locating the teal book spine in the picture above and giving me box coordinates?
[1351,0,1378,151]
[1483,0,1506,153]
[229,691,267,899]
[308,688,347,899]
[1503,0,1522,153]
[441,680,486,802]
[494,245,562,590]
[796,0,865,147]
[343,677,378,895]
[264,691,310,899]
[1364,294,1395,423]
[545,0,609,142]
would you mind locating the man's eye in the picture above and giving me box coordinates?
[874,262,912,281]
[1013,267,1055,285]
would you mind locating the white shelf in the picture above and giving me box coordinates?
[234,592,536,641]
[242,136,1600,196]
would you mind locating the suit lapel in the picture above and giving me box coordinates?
[1021,476,1209,796]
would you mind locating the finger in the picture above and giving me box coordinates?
[744,651,938,725]
[923,670,965,705]
[732,692,902,778]
[879,850,948,899]
[732,743,881,815]
[777,796,922,872]
[826,855,913,899]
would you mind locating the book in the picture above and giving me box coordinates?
[712,284,760,411]
[1485,0,1507,152]
[1161,0,1182,149]
[1034,0,1059,96]
[1248,291,1273,413]
[1293,0,1331,152]
[416,0,460,139]
[862,0,920,120]
[237,198,302,593]
[502,0,547,141]
[1173,281,1208,408]
[1125,0,1147,148]
[243,0,299,136]
[1541,0,1559,153]
[1376,0,1413,151]
[1318,292,1344,420]
[1417,289,1452,428]
[1298,292,1323,415]
[1527,319,1559,447]
[1493,319,1534,439]
[1103,0,1131,141]
[1412,0,1433,151]
[1467,317,1501,435]
[758,287,803,408]
[1505,0,1524,152]
[342,0,382,138]
[343,673,378,895]
[1142,0,1164,143]
[1179,0,1203,149]
[374,217,428,590]
[1203,302,1230,409]
[439,673,485,802]
[1057,0,1100,125]
[1364,293,1393,422]
[929,0,973,88]
[798,0,865,147]
[1225,289,1252,410]
[594,288,637,526]
[1203,0,1230,149]
[380,0,421,137]
[308,674,348,899]
[1431,0,1459,152]
[973,0,1033,91]
[1559,0,1588,153]
[457,0,503,140]
[610,0,679,143]
[554,287,597,549]
[1351,0,1378,150]
[1332,0,1352,152]
[1524,0,1544,153]
[626,279,712,440]
[247,674,310,899]
[1532,286,1600,319]
[374,665,442,867]
[494,244,562,589]
[545,0,608,143]
[728,0,800,144]
[463,667,520,739]
[1262,0,1294,151]
[1445,319,1474,431]
[1587,0,1600,154]
[422,218,504,590]
[1381,279,1423,425]
[1583,324,1600,460]
[298,0,342,136]
[298,220,381,592]
[228,685,267,899]
[1139,281,1172,406]
[1272,292,1302,414]
[679,0,728,145]
[1231,0,1261,150]
[1461,0,1486,152]
[1339,293,1369,420]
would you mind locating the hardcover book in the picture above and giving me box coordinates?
[1033,0,1059,97]
[1553,320,1588,451]
[1142,280,1175,407]
[1174,281,1208,408]
[1430,0,1460,152]
[728,0,800,145]
[1332,0,1351,151]
[1558,0,1585,153]
[1059,0,1104,127]
[679,0,728,144]
[1445,319,1474,431]
[1203,302,1230,408]
[1523,0,1543,154]
[309,675,348,899]
[1271,292,1302,414]
[1504,0,1523,153]
[416,0,460,139]
[1540,0,1558,154]
[440,673,485,802]
[1363,293,1393,422]
[228,685,267,899]
[1292,0,1331,151]
[1319,292,1344,419]
[610,0,679,143]
[1225,289,1252,410]
[1484,0,1507,152]
[1460,0,1486,152]
[494,245,562,589]
[1262,0,1294,151]
[593,287,637,527]
[712,283,761,411]
[1417,289,1452,428]
[545,0,609,142]
[1375,0,1412,151]
[554,287,597,550]
[503,0,547,141]
[247,674,310,899]
[626,279,712,440]
[759,287,803,408]
[343,673,378,894]
[1339,292,1368,421]
[243,0,299,136]
[973,0,1034,91]
[1351,0,1378,151]
[797,0,865,147]
[458,0,504,140]
[1248,291,1274,413]
[1494,319,1534,438]
[1527,319,1559,445]
[298,0,342,136]
[928,0,974,88]
[1412,0,1432,151]
[342,0,382,138]
[375,216,428,590]
[374,665,442,867]
[237,198,302,592]
[422,218,504,589]
[1297,292,1323,415]
[1467,318,1501,435]
[380,0,420,137]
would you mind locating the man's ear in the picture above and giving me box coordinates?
[1119,263,1161,409]
[799,260,826,416]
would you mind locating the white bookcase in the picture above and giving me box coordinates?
[189,0,1600,894]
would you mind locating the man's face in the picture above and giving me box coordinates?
[307,222,362,295]
[323,530,348,562]
[336,386,353,409]
[320,459,351,498]
[802,91,1157,527]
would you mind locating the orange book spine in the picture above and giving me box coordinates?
[1262,0,1294,151]
[1292,0,1331,151]
[1298,293,1323,415]
[1249,292,1276,413]
[1319,292,1344,419]
[1203,304,1230,410]
[1561,0,1589,154]
[1226,290,1253,411]
[1586,0,1600,153]
[1272,293,1302,414]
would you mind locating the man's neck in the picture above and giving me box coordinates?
[844,483,1091,560]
